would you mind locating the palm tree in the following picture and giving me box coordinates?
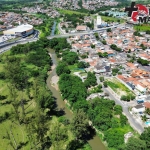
[145,108,150,115]
[141,115,147,122]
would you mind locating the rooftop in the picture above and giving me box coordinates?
[4,24,33,33]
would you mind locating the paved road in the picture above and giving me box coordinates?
[0,30,39,54]
[0,38,38,54]
[47,23,125,39]
[104,88,144,134]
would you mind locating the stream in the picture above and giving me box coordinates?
[46,49,107,150]
[51,21,56,36]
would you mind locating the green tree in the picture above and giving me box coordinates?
[120,114,128,126]
[141,115,147,122]
[62,51,78,65]
[56,62,71,76]
[49,120,68,150]
[104,128,124,148]
[126,137,146,150]
[71,109,90,140]
[37,88,55,113]
[84,72,97,88]
[114,105,122,115]
[140,127,150,149]
[91,44,95,49]
[103,81,107,87]
[145,108,150,115]
[99,76,104,82]
[77,61,89,68]
[107,28,111,32]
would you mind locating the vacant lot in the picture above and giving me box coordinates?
[134,24,150,31]
[58,9,87,15]
[106,77,135,97]
[101,16,125,23]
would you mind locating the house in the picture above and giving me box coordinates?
[94,65,106,74]
[107,50,115,57]
[144,102,150,109]
[133,81,147,93]
[132,104,145,113]
[105,66,111,72]
[76,25,87,31]
[126,62,137,70]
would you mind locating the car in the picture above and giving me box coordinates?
[137,100,144,104]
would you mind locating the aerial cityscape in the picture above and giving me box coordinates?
[0,0,150,150]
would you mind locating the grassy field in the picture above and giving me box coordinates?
[68,63,85,75]
[0,52,38,149]
[101,16,125,23]
[134,24,150,31]
[58,9,87,15]
[106,78,135,97]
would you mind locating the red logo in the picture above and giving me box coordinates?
[132,4,149,21]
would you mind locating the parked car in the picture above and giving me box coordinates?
[137,100,144,104]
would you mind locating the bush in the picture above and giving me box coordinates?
[114,105,122,115]
[0,72,5,79]
[104,128,124,148]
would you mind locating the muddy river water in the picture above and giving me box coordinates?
[46,49,107,150]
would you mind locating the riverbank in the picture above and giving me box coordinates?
[47,48,107,150]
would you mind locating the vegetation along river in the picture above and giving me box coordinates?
[46,48,107,150]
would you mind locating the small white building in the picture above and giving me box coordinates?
[132,104,145,113]
[136,84,147,93]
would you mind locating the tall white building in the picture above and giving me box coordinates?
[97,16,102,27]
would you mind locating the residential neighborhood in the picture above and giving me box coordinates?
[59,22,150,129]
[49,0,119,11]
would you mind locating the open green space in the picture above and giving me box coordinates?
[58,9,87,15]
[68,63,86,75]
[0,38,54,149]
[106,77,135,97]
[31,13,54,37]
[134,24,150,32]
[101,16,125,23]
[0,38,92,150]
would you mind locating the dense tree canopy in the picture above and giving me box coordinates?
[126,137,146,150]
[140,127,150,149]
[56,61,71,76]
[88,98,115,131]
[84,72,97,88]
[104,128,124,148]
[62,51,78,65]
[59,74,87,107]
[71,109,90,139]
[49,38,71,53]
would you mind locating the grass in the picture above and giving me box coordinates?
[134,24,150,31]
[68,64,86,75]
[0,52,38,149]
[6,37,21,43]
[101,16,125,23]
[58,9,87,15]
[107,77,135,97]
[79,72,87,77]
[0,120,30,150]
[54,22,60,35]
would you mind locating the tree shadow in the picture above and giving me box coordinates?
[82,126,96,141]
[55,107,66,117]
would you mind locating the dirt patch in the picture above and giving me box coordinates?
[51,75,59,91]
